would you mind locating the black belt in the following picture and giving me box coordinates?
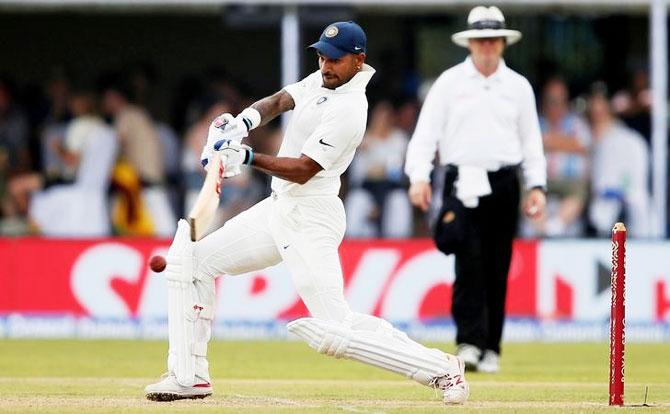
[444,164,519,177]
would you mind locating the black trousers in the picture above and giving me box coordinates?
[443,165,520,355]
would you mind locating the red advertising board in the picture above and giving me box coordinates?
[0,238,536,320]
[1,238,668,327]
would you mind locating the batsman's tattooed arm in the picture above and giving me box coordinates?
[250,90,296,127]
[244,89,322,184]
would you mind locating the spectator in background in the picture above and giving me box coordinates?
[39,70,72,183]
[396,99,420,137]
[611,68,651,143]
[0,79,30,175]
[0,79,30,234]
[155,122,182,217]
[346,101,412,238]
[101,79,176,236]
[587,83,651,238]
[56,92,101,180]
[28,91,118,236]
[524,77,590,237]
[5,77,76,231]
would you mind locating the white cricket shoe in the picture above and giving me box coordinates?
[431,356,469,405]
[456,343,481,372]
[145,373,212,401]
[478,350,500,373]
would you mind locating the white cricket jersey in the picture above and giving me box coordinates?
[405,57,546,189]
[272,64,376,196]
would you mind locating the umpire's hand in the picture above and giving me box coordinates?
[409,181,432,212]
[523,188,546,219]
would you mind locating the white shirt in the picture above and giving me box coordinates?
[405,57,546,189]
[63,115,107,179]
[590,121,650,237]
[272,64,376,196]
[65,115,105,154]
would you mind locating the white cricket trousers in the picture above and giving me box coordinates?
[197,193,351,322]
[177,193,461,389]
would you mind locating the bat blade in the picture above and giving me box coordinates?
[188,152,224,241]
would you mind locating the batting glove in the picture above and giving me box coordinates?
[200,109,261,170]
[214,139,254,178]
[200,113,244,167]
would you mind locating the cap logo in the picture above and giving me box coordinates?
[324,26,339,38]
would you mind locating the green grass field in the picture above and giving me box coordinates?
[0,340,668,413]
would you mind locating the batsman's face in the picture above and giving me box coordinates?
[318,52,365,89]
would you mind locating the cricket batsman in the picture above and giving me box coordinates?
[145,21,469,406]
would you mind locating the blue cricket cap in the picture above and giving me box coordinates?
[309,21,367,59]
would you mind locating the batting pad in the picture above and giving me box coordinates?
[166,220,195,283]
[287,314,458,386]
[165,219,214,386]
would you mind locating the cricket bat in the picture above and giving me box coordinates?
[188,152,224,241]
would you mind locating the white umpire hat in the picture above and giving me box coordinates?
[451,6,522,47]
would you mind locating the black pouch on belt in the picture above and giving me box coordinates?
[432,166,468,255]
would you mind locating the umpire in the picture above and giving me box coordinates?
[405,6,547,373]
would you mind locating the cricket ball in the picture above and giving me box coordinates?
[150,255,167,273]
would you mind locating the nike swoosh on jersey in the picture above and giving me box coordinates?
[318,138,335,148]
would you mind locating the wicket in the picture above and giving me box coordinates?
[609,222,626,406]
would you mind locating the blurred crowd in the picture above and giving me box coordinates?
[522,73,653,238]
[0,67,656,238]
[0,68,277,238]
